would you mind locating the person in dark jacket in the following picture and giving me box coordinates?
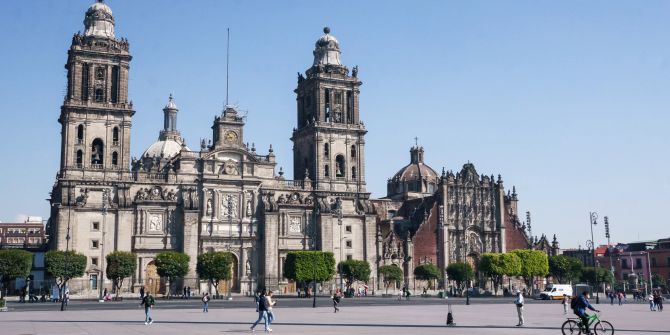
[250,289,269,332]
[574,291,599,334]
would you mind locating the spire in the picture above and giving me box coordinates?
[84,0,115,38]
[159,94,181,141]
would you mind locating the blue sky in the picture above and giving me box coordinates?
[0,0,668,248]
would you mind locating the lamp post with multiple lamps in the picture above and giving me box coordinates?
[98,189,109,301]
[588,212,599,303]
[335,198,344,293]
[311,197,319,308]
[604,216,614,278]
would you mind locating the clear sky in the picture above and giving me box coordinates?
[0,0,668,248]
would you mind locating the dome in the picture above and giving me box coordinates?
[387,146,439,199]
[84,0,115,38]
[312,27,342,67]
[142,139,188,158]
[164,94,178,110]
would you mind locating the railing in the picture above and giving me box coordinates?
[112,141,120,146]
[91,164,104,170]
[283,180,304,188]
[252,154,271,162]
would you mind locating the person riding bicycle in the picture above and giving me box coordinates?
[573,291,600,334]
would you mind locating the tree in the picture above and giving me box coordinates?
[379,265,403,294]
[479,253,521,295]
[446,262,473,291]
[339,259,371,292]
[652,274,666,289]
[155,251,190,299]
[548,255,583,284]
[415,263,442,290]
[105,251,137,300]
[0,249,33,299]
[581,267,615,288]
[511,249,549,294]
[283,251,336,285]
[197,251,233,298]
[45,250,86,311]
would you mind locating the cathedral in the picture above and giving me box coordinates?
[47,1,554,295]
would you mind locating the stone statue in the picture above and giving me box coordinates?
[245,259,251,275]
[352,65,358,77]
[246,198,253,217]
[206,198,212,215]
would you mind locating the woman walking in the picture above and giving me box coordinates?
[265,291,277,331]
[333,289,341,313]
[250,290,269,332]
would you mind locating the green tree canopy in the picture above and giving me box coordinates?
[339,259,371,291]
[283,251,336,284]
[446,262,473,289]
[155,251,190,298]
[548,255,583,284]
[415,263,442,290]
[580,267,615,287]
[511,249,549,291]
[106,251,137,299]
[197,251,233,295]
[0,249,33,298]
[652,274,666,289]
[379,265,403,293]
[45,250,86,311]
[479,253,521,295]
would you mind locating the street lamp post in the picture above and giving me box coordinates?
[604,216,614,280]
[226,194,233,301]
[644,251,653,294]
[588,212,599,303]
[336,198,343,293]
[99,189,109,301]
[312,198,319,308]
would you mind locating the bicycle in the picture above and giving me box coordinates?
[561,312,614,335]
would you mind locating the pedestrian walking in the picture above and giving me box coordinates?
[250,290,269,332]
[514,290,524,327]
[140,286,145,300]
[187,286,191,299]
[265,291,277,330]
[183,287,187,299]
[617,291,623,306]
[140,292,155,325]
[202,292,210,313]
[649,293,656,311]
[332,289,341,313]
[653,291,663,312]
[608,291,614,305]
[562,294,569,315]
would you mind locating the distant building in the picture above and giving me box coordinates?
[598,238,670,291]
[0,217,48,293]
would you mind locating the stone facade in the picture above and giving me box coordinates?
[46,1,556,296]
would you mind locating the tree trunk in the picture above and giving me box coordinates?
[115,279,122,300]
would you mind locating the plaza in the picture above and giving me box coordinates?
[0,298,667,335]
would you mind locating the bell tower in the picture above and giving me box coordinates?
[59,0,133,176]
[291,27,366,192]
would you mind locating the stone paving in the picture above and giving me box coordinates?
[0,301,668,335]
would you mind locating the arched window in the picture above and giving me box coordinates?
[77,124,84,144]
[112,152,118,166]
[324,143,329,157]
[95,88,104,102]
[351,166,357,179]
[112,127,119,145]
[91,138,104,165]
[76,150,83,167]
[351,145,356,159]
[335,155,345,178]
[324,165,330,178]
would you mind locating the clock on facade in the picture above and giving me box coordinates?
[225,131,238,144]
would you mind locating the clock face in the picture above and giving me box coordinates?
[225,131,238,144]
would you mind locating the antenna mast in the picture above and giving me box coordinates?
[226,27,230,107]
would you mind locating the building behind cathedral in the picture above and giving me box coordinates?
[47,1,556,295]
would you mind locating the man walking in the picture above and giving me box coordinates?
[514,290,524,327]
[251,290,269,332]
[332,289,341,313]
[140,292,155,325]
[562,294,569,315]
[139,286,145,300]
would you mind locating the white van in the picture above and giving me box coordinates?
[539,284,573,300]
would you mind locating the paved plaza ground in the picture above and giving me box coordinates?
[0,298,668,335]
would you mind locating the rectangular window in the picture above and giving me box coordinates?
[334,92,342,105]
[91,240,99,249]
[667,257,670,267]
[345,225,352,233]
[651,257,657,267]
[622,259,628,269]
[91,257,98,266]
[345,240,352,248]
[346,255,353,260]
[92,221,100,231]
[635,258,642,269]
[81,63,89,100]
[111,66,119,103]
